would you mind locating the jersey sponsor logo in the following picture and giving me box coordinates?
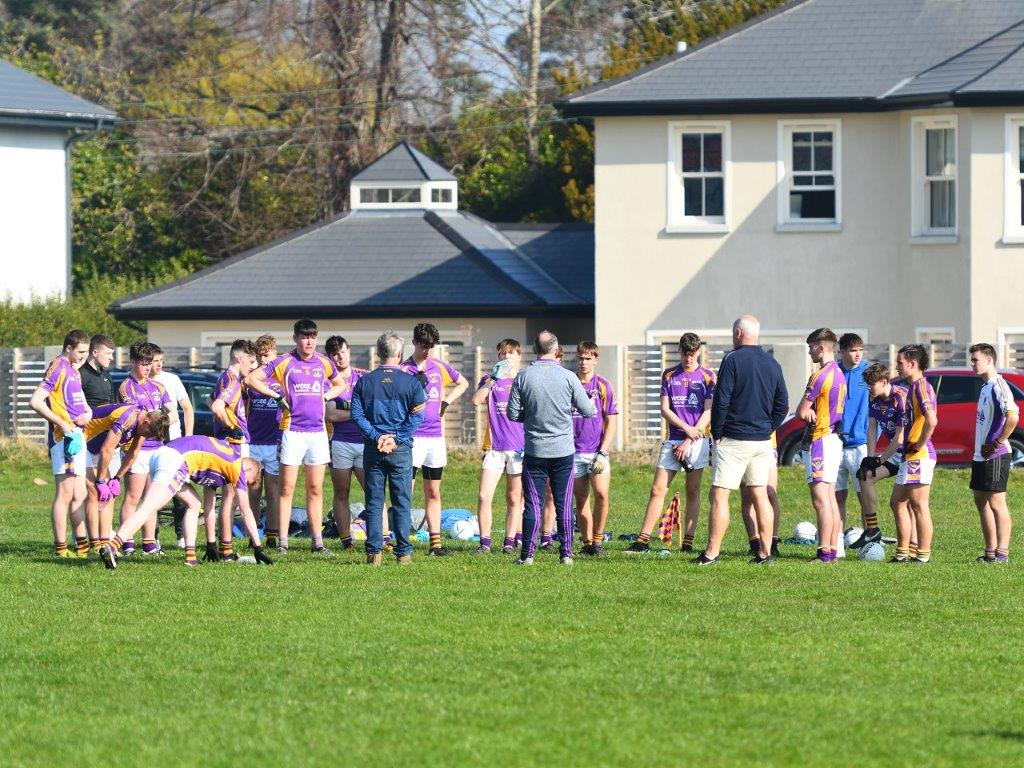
[686,393,700,407]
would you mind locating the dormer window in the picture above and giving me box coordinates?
[359,187,422,204]
[349,141,458,211]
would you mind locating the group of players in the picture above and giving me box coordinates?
[30,319,1016,569]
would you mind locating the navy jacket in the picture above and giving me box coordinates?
[350,364,425,447]
[710,345,789,441]
[840,360,869,447]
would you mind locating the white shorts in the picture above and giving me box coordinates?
[482,449,523,475]
[235,442,250,459]
[711,438,774,490]
[897,456,936,486]
[249,443,279,476]
[279,430,330,467]
[657,438,710,473]
[804,433,842,485]
[86,449,122,476]
[128,447,158,476]
[149,447,188,494]
[412,436,447,469]
[331,441,364,470]
[574,452,611,479]
[836,444,868,492]
[50,441,86,477]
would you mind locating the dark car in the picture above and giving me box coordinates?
[108,368,221,436]
[776,368,1024,467]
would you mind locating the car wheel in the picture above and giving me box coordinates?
[1009,437,1024,468]
[779,439,803,467]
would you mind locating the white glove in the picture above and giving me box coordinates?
[590,452,609,475]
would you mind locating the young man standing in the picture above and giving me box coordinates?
[401,322,468,556]
[969,343,1019,563]
[796,328,846,563]
[246,319,346,554]
[836,333,869,535]
[80,334,116,409]
[471,339,524,554]
[150,344,194,548]
[247,335,282,545]
[853,363,910,549]
[325,335,369,550]
[29,329,92,558]
[626,333,714,555]
[892,345,938,563]
[571,342,618,557]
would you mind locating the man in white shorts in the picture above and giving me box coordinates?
[245,319,347,554]
[247,335,282,545]
[627,333,713,555]
[701,316,788,565]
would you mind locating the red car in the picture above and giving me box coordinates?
[776,368,1024,467]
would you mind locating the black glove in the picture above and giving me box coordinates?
[253,546,274,565]
[338,399,351,411]
[202,542,220,562]
[439,400,450,417]
[857,455,882,481]
[227,427,245,440]
[415,371,428,390]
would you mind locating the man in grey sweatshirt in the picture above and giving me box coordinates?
[508,331,595,565]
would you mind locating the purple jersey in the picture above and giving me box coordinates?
[84,403,141,454]
[573,375,618,453]
[479,375,524,452]
[247,378,281,446]
[869,385,909,443]
[804,361,846,441]
[261,350,338,433]
[213,368,248,443]
[169,435,247,490]
[401,356,461,438]
[660,364,716,441]
[40,356,89,446]
[119,376,171,449]
[903,377,937,461]
[330,367,368,444]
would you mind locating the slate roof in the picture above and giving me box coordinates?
[560,0,1024,116]
[498,224,595,305]
[351,141,457,182]
[110,210,593,320]
[0,58,116,128]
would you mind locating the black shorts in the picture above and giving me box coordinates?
[414,465,444,481]
[970,456,1010,493]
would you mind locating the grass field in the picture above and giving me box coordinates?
[1,443,1023,767]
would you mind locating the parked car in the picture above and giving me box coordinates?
[775,368,1024,467]
[108,368,220,437]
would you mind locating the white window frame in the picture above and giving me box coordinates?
[910,115,958,241]
[666,120,731,234]
[1003,114,1024,244]
[915,327,956,344]
[776,119,842,232]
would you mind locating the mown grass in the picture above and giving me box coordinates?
[1,447,1022,767]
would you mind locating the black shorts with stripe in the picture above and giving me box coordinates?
[970,456,1010,493]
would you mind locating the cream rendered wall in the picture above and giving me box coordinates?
[0,127,69,301]
[593,112,972,348]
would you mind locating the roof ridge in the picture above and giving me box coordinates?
[399,140,430,180]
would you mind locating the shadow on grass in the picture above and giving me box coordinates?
[956,730,1024,742]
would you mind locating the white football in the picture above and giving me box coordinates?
[794,521,817,541]
[450,519,476,540]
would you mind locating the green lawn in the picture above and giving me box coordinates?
[1,445,1022,767]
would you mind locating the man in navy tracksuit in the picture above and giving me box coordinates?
[836,333,869,547]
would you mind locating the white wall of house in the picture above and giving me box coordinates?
[0,127,69,301]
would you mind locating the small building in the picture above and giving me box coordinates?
[0,58,115,301]
[111,141,594,350]
[559,0,1024,362]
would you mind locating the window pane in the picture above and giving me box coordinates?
[936,376,983,405]
[926,128,955,176]
[793,144,812,171]
[929,180,955,228]
[793,132,812,142]
[812,132,832,143]
[704,177,724,216]
[813,142,832,171]
[682,134,701,173]
[703,133,722,172]
[793,175,815,186]
[790,190,836,220]
[1020,180,1024,226]
[814,175,835,186]
[361,188,389,203]
[431,188,452,203]
[391,187,421,203]
[683,177,703,216]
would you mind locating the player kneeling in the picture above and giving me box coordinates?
[100,436,272,569]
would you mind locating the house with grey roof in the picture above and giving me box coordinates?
[559,0,1024,362]
[111,142,594,350]
[0,58,116,301]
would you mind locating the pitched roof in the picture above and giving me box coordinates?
[351,141,456,182]
[110,211,593,321]
[498,224,595,304]
[0,59,116,128]
[560,0,1024,116]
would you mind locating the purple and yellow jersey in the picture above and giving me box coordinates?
[169,435,247,490]
[479,375,524,452]
[119,376,171,450]
[660,364,716,440]
[213,368,249,444]
[401,356,461,438]
[903,377,937,461]
[261,351,337,433]
[247,378,281,446]
[869,385,909,443]
[330,367,368,444]
[804,361,846,441]
[573,375,619,453]
[976,375,1019,461]
[40,356,89,446]
[84,403,141,455]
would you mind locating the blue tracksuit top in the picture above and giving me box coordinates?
[840,360,868,447]
[350,364,426,447]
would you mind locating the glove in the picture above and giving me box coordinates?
[275,395,291,412]
[857,455,882,481]
[590,452,609,475]
[439,400,450,417]
[227,427,246,440]
[96,480,113,503]
[489,360,509,381]
[415,371,428,390]
[64,430,84,457]
[108,477,121,498]
[202,542,220,562]
[253,546,274,565]
[338,399,351,411]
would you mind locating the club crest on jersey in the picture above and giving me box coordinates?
[811,457,824,471]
